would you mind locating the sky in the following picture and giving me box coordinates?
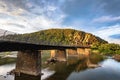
[0,0,120,44]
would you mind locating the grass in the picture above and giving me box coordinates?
[0,57,16,65]
[41,50,51,68]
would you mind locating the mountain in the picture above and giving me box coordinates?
[2,29,108,45]
[0,29,15,36]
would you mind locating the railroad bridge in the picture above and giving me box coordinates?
[0,40,91,76]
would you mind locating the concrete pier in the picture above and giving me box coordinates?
[51,49,66,61]
[77,48,91,56]
[77,48,85,55]
[85,48,91,56]
[15,50,41,76]
[66,49,78,56]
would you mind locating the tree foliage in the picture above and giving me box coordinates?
[92,43,120,55]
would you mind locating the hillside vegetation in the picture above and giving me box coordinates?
[1,29,107,46]
[92,43,120,55]
[1,29,107,45]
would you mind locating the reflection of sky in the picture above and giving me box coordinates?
[0,0,120,44]
[67,59,120,80]
[41,68,55,80]
[0,63,55,80]
[0,63,15,75]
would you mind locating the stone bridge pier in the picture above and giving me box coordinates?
[51,49,66,61]
[84,48,91,56]
[77,48,91,56]
[15,50,41,76]
[66,49,78,56]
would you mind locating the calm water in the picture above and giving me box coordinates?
[0,58,120,80]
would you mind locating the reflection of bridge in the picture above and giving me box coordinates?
[0,40,91,76]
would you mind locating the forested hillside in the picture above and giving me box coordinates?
[1,29,108,46]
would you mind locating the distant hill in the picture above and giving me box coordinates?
[2,29,108,46]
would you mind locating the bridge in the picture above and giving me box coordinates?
[0,40,91,76]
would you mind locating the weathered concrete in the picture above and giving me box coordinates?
[51,50,56,58]
[66,49,78,56]
[51,49,66,61]
[15,50,41,76]
[77,48,85,55]
[84,48,91,56]
[77,48,91,56]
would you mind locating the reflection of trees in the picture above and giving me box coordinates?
[75,60,88,72]
[44,54,103,80]
[14,58,100,80]
[76,54,103,72]
[45,60,80,80]
[75,58,100,72]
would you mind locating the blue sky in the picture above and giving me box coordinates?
[0,0,120,44]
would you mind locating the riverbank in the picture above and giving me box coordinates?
[0,57,16,65]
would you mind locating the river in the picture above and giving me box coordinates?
[0,58,120,80]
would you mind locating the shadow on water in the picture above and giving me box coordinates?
[15,74,41,80]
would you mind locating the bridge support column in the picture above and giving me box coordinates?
[85,48,91,56]
[15,50,41,76]
[51,50,56,58]
[77,48,85,55]
[77,48,91,56]
[51,49,66,61]
[66,49,78,56]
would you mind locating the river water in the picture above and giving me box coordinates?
[0,58,120,80]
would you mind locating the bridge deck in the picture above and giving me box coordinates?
[0,40,90,52]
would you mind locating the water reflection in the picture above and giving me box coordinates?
[1,56,120,80]
[67,59,120,80]
[0,63,55,80]
[45,57,120,80]
[45,56,88,80]
[0,63,15,75]
[0,63,15,80]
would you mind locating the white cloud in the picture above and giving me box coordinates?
[93,24,120,44]
[0,1,68,34]
[92,16,120,23]
[0,10,68,33]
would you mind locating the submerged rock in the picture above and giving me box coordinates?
[45,57,58,65]
[8,69,15,75]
